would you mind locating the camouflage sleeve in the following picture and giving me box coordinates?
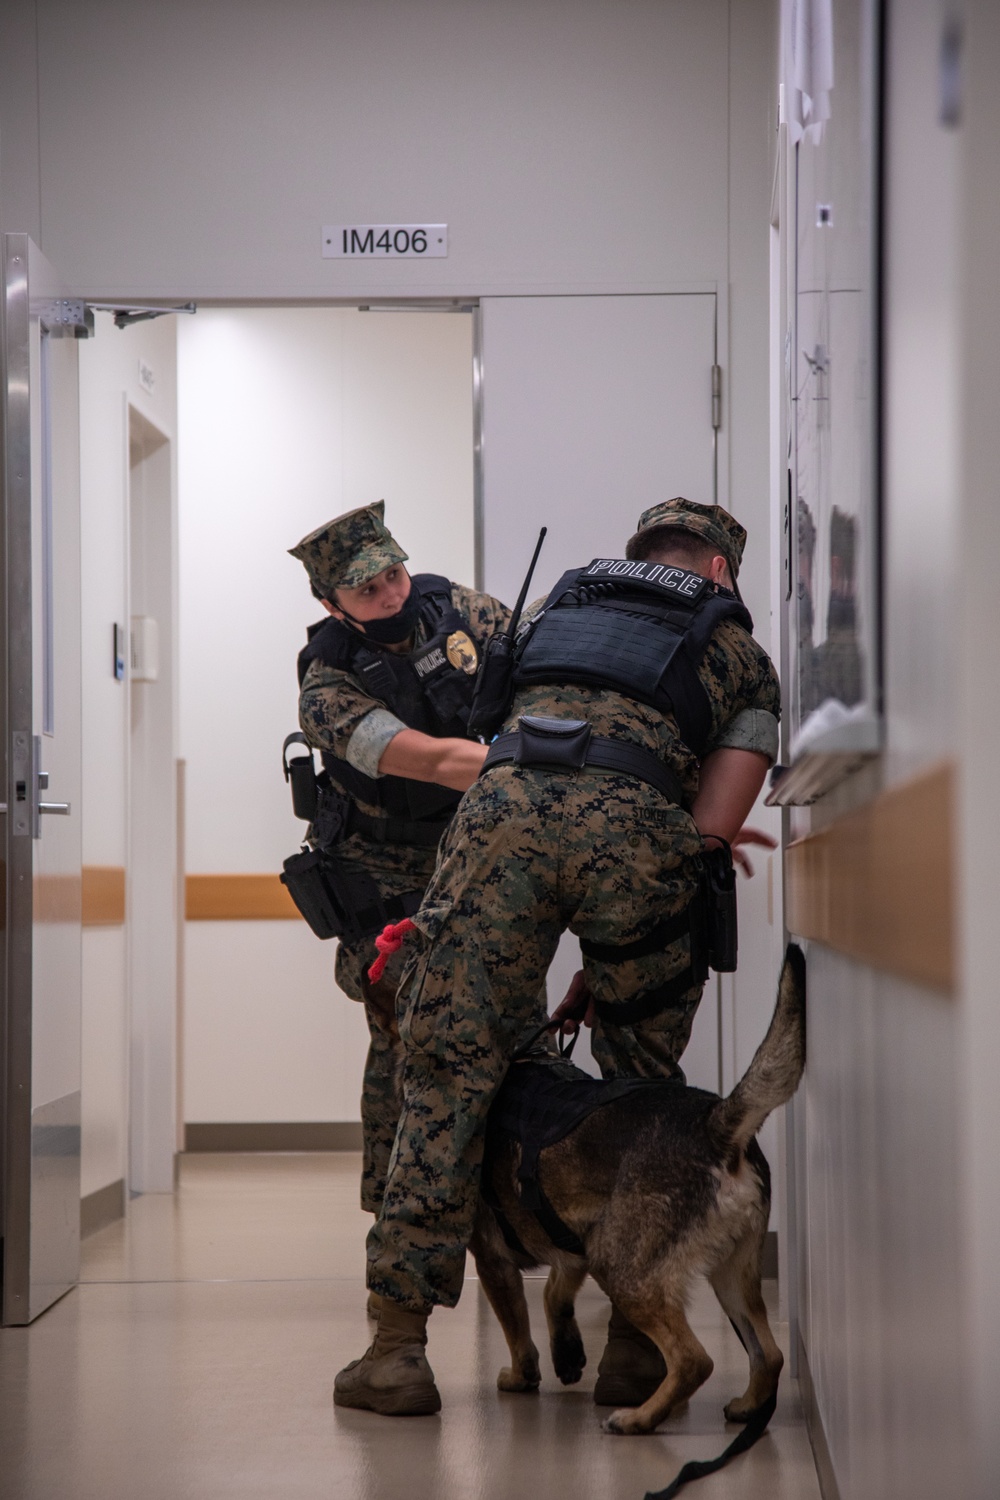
[299,657,403,773]
[345,708,408,777]
[700,620,782,762]
[450,583,512,645]
[710,708,780,762]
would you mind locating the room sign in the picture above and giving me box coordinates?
[322,224,448,258]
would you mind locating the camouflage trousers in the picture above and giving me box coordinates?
[366,765,706,1311]
[332,835,437,1217]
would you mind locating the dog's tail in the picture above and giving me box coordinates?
[710,943,806,1154]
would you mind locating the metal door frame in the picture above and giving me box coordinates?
[1,233,84,1324]
[1,233,40,1322]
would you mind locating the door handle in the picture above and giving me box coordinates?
[8,735,72,835]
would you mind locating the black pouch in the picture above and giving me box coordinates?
[515,715,593,770]
[703,840,738,973]
[281,846,422,945]
[280,847,345,940]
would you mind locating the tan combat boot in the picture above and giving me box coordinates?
[334,1302,442,1416]
[593,1303,667,1406]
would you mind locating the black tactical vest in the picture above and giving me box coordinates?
[513,559,754,758]
[297,574,479,823]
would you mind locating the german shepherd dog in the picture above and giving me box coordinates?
[469,944,806,1436]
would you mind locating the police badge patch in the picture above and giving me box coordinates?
[446,630,478,674]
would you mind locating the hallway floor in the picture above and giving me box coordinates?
[0,1154,821,1499]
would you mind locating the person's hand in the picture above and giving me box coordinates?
[379,730,488,791]
[363,975,400,1038]
[548,969,595,1033]
[730,825,777,877]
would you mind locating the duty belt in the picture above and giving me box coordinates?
[480,715,686,809]
[345,805,449,849]
[480,715,721,1030]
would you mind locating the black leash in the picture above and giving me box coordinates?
[643,1392,778,1500]
[512,1006,585,1062]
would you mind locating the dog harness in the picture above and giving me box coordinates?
[483,1055,682,1257]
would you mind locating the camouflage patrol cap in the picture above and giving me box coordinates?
[289,501,409,597]
[628,497,747,577]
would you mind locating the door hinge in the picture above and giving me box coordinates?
[711,365,722,430]
[38,299,94,339]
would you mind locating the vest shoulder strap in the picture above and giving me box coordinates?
[538,567,586,611]
[411,573,454,615]
[297,616,356,684]
[683,591,754,660]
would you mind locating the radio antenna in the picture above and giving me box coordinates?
[507,527,547,637]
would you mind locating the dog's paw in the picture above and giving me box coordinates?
[724,1393,767,1423]
[551,1328,586,1386]
[497,1362,541,1394]
[601,1407,655,1436]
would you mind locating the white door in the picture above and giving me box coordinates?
[2,236,84,1323]
[480,294,718,599]
[479,293,720,1086]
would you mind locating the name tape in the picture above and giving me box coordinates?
[583,558,707,598]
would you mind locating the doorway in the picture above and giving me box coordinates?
[177,305,476,1145]
[92,294,739,1162]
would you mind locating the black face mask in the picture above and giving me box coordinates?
[340,580,421,645]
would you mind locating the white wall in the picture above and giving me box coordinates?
[11,0,732,300]
[782,1,991,1495]
[182,925,369,1125]
[178,306,473,1123]
[956,2,1000,1493]
[77,310,178,1197]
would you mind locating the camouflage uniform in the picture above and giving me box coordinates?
[366,500,781,1310]
[291,503,509,1214]
[315,835,434,1215]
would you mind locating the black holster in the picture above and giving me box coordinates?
[283,732,320,822]
[279,847,421,944]
[700,841,738,974]
[581,840,738,1028]
[309,777,352,849]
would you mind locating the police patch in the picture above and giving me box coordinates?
[446,630,478,674]
[582,558,708,601]
[413,646,446,679]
